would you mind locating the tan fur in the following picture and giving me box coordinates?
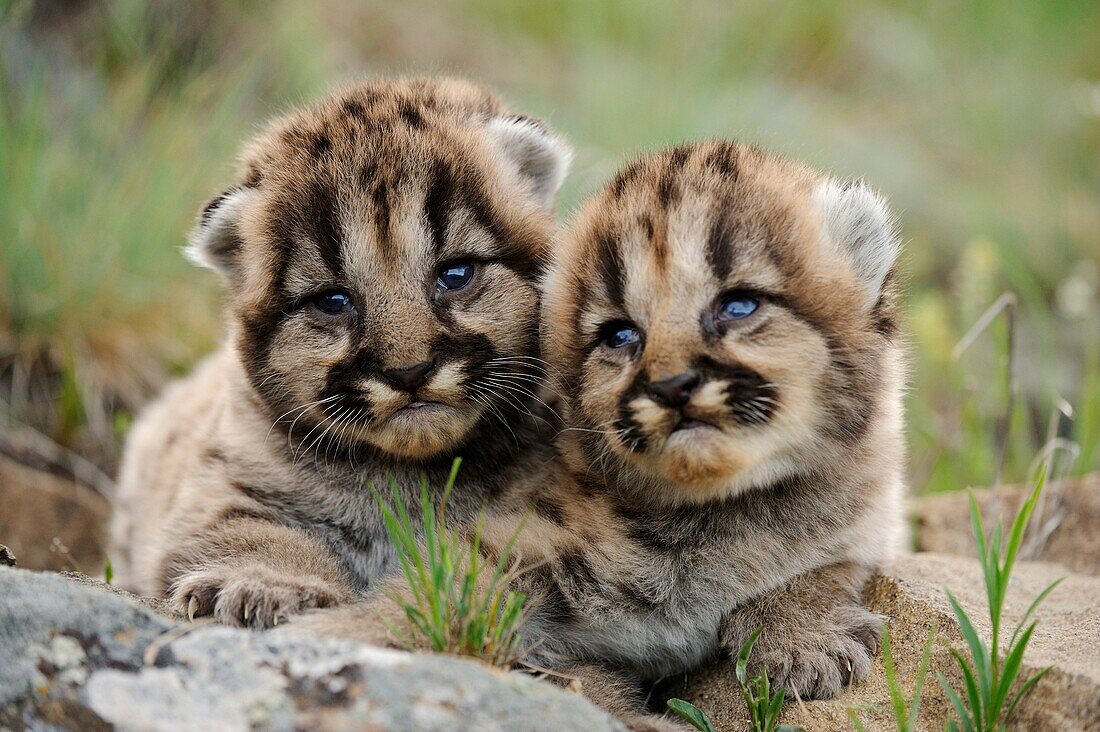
[109,77,571,628]
[293,141,906,728]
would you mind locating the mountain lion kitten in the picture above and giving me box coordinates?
[108,77,572,628]
[294,141,905,726]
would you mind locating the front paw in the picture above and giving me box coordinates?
[170,565,352,629]
[749,604,880,701]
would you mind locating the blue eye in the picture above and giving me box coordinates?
[718,294,759,321]
[602,324,641,350]
[437,262,476,291]
[313,290,353,315]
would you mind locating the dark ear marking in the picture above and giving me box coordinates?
[187,186,262,280]
[200,187,242,226]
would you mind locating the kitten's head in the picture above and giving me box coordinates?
[546,142,902,502]
[188,78,571,459]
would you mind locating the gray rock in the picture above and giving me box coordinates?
[0,567,624,731]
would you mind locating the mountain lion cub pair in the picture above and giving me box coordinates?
[111,77,904,727]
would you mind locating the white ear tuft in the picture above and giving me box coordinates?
[185,187,260,279]
[811,179,900,308]
[486,115,572,210]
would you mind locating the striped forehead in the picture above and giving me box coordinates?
[275,155,538,300]
[584,184,788,327]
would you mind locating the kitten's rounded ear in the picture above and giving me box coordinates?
[812,179,901,309]
[486,115,573,210]
[185,186,261,280]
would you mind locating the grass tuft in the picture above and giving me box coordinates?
[849,622,937,732]
[372,458,528,667]
[668,629,805,732]
[937,472,1063,731]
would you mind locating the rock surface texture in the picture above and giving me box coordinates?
[670,553,1100,731]
[0,567,625,732]
[3,528,1098,729]
[0,453,109,573]
[914,474,1100,576]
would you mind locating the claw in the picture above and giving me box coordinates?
[243,605,250,622]
[187,596,198,622]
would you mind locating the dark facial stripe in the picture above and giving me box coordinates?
[398,100,424,129]
[702,141,740,180]
[370,177,392,251]
[609,160,643,200]
[595,230,626,309]
[705,202,736,282]
[323,344,383,398]
[423,160,455,256]
[237,229,294,403]
[305,180,344,276]
[425,160,548,282]
[656,145,692,207]
[819,335,878,444]
[692,355,778,426]
[460,170,547,282]
[614,374,650,452]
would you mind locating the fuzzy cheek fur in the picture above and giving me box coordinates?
[554,140,900,505]
[199,87,564,461]
[576,318,832,496]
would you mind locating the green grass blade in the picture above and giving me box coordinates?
[666,699,715,732]
[992,621,1037,718]
[736,628,762,685]
[1002,666,1051,725]
[881,625,908,725]
[1010,578,1063,647]
[846,709,870,732]
[765,686,785,728]
[948,648,985,731]
[906,623,938,730]
[440,456,462,517]
[945,591,991,706]
[1003,473,1046,579]
[938,672,977,732]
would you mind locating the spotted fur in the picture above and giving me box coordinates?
[108,77,572,627]
[293,142,906,727]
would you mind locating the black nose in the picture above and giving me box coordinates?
[647,371,701,408]
[381,359,436,394]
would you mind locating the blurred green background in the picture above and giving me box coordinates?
[1,0,1098,494]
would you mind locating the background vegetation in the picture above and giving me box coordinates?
[2,0,1097,493]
